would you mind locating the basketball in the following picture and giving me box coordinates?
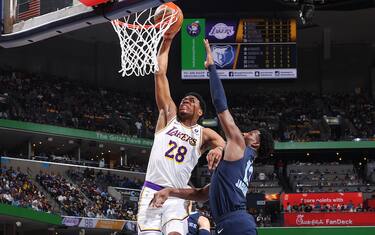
[154,2,183,39]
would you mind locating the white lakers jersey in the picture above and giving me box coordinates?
[145,116,203,188]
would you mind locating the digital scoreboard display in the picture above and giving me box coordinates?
[181,18,297,79]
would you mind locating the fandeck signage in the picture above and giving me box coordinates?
[281,192,363,208]
[284,212,375,226]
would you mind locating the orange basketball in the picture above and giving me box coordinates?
[154,2,183,39]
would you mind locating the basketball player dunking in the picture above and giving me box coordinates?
[149,39,274,235]
[137,36,225,235]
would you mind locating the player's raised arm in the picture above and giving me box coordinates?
[150,185,210,208]
[204,39,245,150]
[154,38,177,131]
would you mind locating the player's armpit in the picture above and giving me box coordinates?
[216,111,246,161]
[217,111,245,146]
[222,141,246,161]
[154,105,177,133]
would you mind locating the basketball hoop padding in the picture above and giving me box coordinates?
[79,0,110,7]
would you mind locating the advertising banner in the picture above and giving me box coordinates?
[181,18,206,71]
[181,18,297,79]
[366,198,375,208]
[78,218,98,228]
[284,212,375,226]
[117,187,141,202]
[95,219,125,230]
[62,216,129,231]
[281,192,363,208]
[62,217,80,227]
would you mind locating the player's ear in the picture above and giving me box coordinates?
[197,108,203,117]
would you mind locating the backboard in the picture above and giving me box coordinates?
[0,0,174,48]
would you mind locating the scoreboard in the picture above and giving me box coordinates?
[181,18,297,79]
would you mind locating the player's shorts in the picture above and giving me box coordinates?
[137,181,188,234]
[215,210,257,235]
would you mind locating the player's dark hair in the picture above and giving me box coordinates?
[183,92,206,121]
[258,128,274,159]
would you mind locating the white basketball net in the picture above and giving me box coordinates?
[111,6,178,77]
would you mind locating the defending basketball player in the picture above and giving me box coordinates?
[136,16,226,235]
[186,201,211,235]
[149,39,274,235]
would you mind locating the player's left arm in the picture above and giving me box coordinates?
[149,184,210,208]
[204,39,246,161]
[201,128,225,171]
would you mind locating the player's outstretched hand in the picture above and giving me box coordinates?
[204,39,214,69]
[206,146,223,171]
[149,188,171,208]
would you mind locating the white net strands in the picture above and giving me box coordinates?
[111,6,178,77]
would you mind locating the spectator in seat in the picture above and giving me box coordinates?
[356,204,363,212]
[286,202,292,213]
[299,201,306,212]
[304,204,312,212]
[347,200,354,212]
[135,120,142,137]
[314,201,321,211]
[292,203,299,212]
[258,172,266,181]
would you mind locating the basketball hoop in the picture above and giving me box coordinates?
[111,5,179,77]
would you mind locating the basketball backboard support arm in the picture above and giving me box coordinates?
[2,0,17,34]
[0,0,175,48]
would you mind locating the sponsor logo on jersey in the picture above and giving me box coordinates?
[208,23,234,40]
[166,126,197,146]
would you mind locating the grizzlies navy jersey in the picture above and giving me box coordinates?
[187,211,200,235]
[209,147,256,222]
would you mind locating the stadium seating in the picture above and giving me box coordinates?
[287,162,375,193]
[68,168,140,220]
[367,161,375,183]
[1,68,374,141]
[0,166,52,213]
[37,171,90,217]
[249,164,283,194]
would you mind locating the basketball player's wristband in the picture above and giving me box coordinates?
[216,146,224,152]
[199,229,211,235]
[208,64,228,113]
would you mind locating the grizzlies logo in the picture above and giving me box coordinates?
[186,21,201,37]
[212,45,235,68]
